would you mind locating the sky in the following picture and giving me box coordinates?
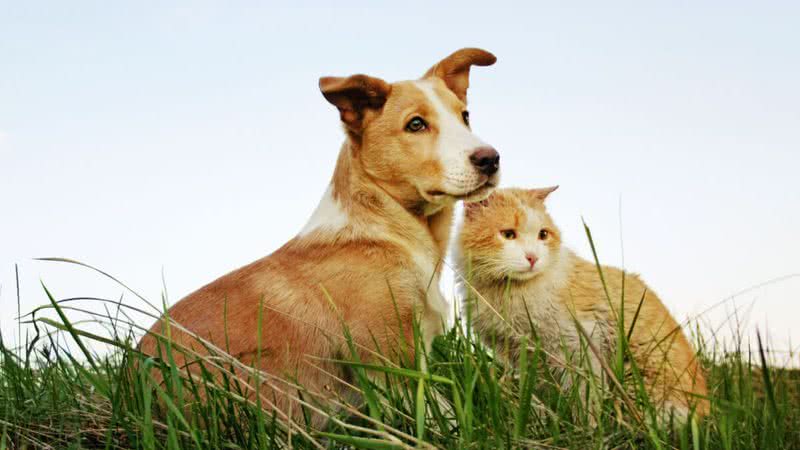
[1,1,799,364]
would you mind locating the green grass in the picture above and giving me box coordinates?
[2,251,799,449]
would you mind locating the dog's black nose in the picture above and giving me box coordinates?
[469,147,500,176]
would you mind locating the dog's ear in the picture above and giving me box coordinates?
[319,74,391,132]
[423,48,496,102]
[525,185,559,203]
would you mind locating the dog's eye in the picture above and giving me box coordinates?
[501,229,517,240]
[538,229,549,240]
[462,111,470,126]
[405,117,427,132]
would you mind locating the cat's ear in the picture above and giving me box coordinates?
[464,195,492,217]
[526,185,559,203]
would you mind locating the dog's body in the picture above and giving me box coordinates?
[138,48,499,427]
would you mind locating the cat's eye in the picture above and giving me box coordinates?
[538,229,550,240]
[405,117,427,132]
[501,229,517,240]
[462,111,470,126]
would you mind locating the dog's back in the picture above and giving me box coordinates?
[138,234,423,424]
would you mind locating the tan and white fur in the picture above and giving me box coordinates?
[455,187,709,420]
[138,48,501,427]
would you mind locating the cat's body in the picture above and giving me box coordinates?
[455,187,709,419]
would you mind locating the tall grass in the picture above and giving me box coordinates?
[1,239,798,449]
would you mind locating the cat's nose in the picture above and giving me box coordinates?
[525,254,538,268]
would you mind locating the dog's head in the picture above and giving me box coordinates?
[320,48,500,214]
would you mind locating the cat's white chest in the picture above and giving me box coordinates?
[518,287,576,344]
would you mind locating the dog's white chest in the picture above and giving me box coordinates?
[411,251,449,346]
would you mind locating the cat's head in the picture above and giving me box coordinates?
[459,186,561,282]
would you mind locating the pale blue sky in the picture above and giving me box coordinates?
[2,2,799,360]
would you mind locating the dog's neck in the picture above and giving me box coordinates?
[299,140,452,261]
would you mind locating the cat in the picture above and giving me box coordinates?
[454,186,709,420]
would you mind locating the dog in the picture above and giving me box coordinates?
[138,48,500,427]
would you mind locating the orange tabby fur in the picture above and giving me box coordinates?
[455,187,709,420]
